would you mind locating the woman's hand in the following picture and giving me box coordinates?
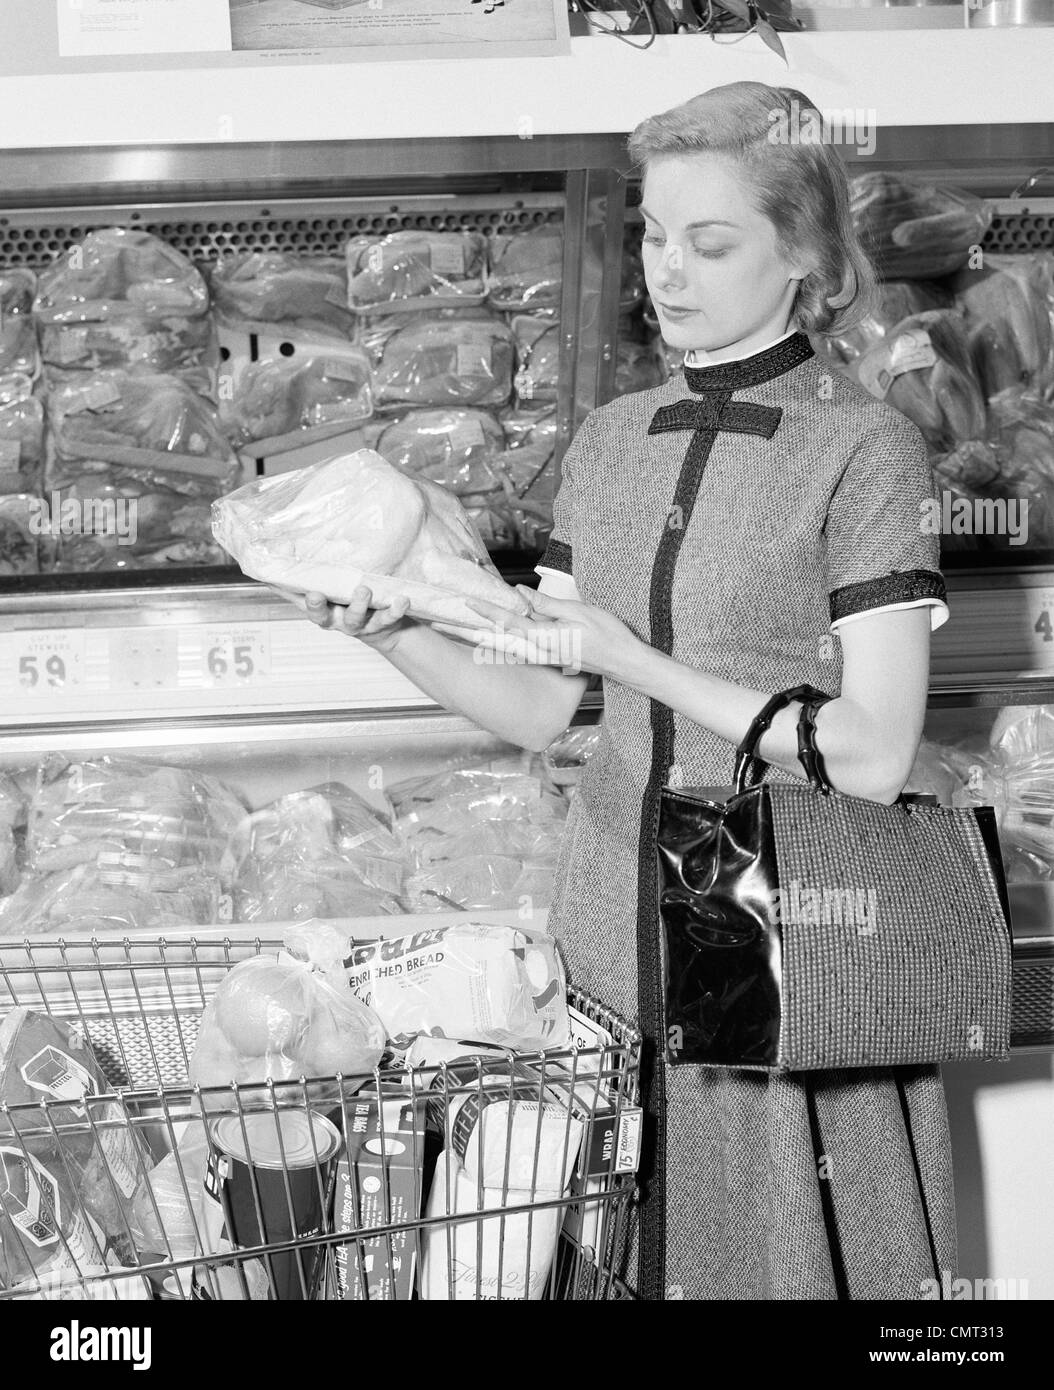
[464,585,648,680]
[270,584,414,655]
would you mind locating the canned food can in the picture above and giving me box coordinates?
[203,1110,342,1301]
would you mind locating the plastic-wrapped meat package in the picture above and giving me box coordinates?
[374,407,505,486]
[371,316,515,409]
[0,1008,154,1287]
[40,314,219,388]
[953,253,1054,401]
[231,782,406,923]
[511,315,559,405]
[488,226,563,312]
[849,173,992,280]
[48,370,238,475]
[0,270,39,379]
[928,441,1000,552]
[33,228,209,323]
[823,280,954,364]
[214,448,530,627]
[0,496,40,576]
[43,447,233,574]
[615,338,666,397]
[500,405,556,452]
[209,251,355,337]
[982,388,1054,546]
[0,770,26,896]
[0,389,45,496]
[541,724,603,797]
[0,756,245,937]
[851,310,987,452]
[346,231,487,312]
[189,922,386,1106]
[407,855,557,913]
[220,348,373,454]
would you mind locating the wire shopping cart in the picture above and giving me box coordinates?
[0,936,643,1301]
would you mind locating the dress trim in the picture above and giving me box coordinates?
[683,331,814,394]
[538,537,572,576]
[829,569,947,625]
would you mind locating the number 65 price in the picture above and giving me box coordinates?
[203,628,270,686]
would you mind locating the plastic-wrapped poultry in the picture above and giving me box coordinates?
[0,497,39,575]
[511,314,560,404]
[823,280,953,364]
[0,383,44,496]
[213,447,530,627]
[210,251,355,336]
[40,313,218,385]
[487,225,564,312]
[34,228,209,322]
[346,231,487,311]
[371,316,515,409]
[0,270,39,379]
[849,173,992,280]
[374,406,506,489]
[48,370,239,475]
[852,310,987,451]
[221,349,373,454]
[952,253,1054,400]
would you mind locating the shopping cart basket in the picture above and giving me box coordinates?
[0,936,642,1301]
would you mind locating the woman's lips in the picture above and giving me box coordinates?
[656,303,697,320]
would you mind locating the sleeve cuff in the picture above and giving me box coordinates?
[831,596,950,633]
[829,569,947,629]
[537,537,572,576]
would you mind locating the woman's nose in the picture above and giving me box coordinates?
[653,244,687,290]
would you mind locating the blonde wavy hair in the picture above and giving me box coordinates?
[628,82,876,336]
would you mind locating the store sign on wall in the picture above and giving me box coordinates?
[0,1,569,74]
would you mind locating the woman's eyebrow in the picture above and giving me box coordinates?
[639,208,738,230]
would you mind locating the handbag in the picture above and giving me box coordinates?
[656,685,1014,1071]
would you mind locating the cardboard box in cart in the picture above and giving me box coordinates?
[331,1094,425,1301]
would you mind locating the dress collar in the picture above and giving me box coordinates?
[682,330,814,394]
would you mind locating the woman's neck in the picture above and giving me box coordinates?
[684,323,797,368]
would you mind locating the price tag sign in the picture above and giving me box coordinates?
[1026,588,1054,664]
[8,630,86,692]
[203,626,271,686]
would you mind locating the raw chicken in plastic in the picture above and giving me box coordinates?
[0,389,44,496]
[488,226,563,311]
[34,228,209,323]
[953,253,1054,400]
[41,314,219,386]
[0,771,26,896]
[49,370,238,474]
[849,173,992,281]
[213,447,531,628]
[374,406,506,486]
[512,314,560,404]
[851,310,987,451]
[371,316,515,409]
[0,496,40,576]
[220,348,373,454]
[209,251,355,337]
[822,280,954,365]
[346,231,487,311]
[0,270,39,379]
[189,922,386,1105]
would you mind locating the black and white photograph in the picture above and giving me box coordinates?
[0,0,1051,1358]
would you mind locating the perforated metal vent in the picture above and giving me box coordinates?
[0,197,562,270]
[984,210,1054,254]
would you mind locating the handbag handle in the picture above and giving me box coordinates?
[797,692,835,794]
[733,684,832,794]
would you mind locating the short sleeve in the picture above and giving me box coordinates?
[824,415,949,633]
[535,409,600,580]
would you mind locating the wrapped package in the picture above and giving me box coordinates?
[500,405,556,453]
[981,388,1054,546]
[220,348,373,455]
[40,314,219,387]
[822,280,954,365]
[488,226,563,312]
[34,229,208,323]
[346,231,487,312]
[231,782,406,922]
[990,703,1054,761]
[0,1008,153,1286]
[953,254,1054,400]
[0,496,40,576]
[213,447,531,628]
[388,766,564,839]
[420,1153,563,1300]
[0,392,45,496]
[0,756,244,936]
[48,370,238,475]
[210,252,355,337]
[129,1125,209,1261]
[0,771,26,896]
[852,310,987,451]
[189,922,386,1104]
[405,856,557,914]
[372,317,515,409]
[541,724,603,795]
[615,338,666,397]
[0,270,39,379]
[374,407,506,487]
[344,920,569,1051]
[849,173,992,280]
[511,315,559,405]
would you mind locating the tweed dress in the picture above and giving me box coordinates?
[536,332,956,1301]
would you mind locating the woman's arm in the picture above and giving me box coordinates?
[617,607,930,802]
[467,591,931,802]
[291,575,589,752]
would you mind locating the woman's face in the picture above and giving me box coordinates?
[640,152,808,355]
